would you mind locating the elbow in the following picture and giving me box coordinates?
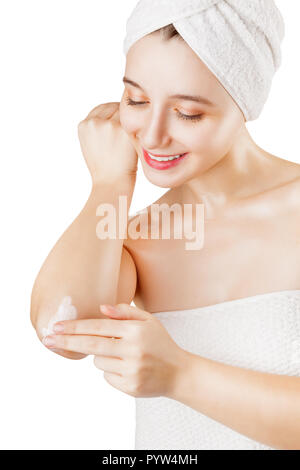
[33,320,87,361]
[30,294,87,361]
[33,316,87,361]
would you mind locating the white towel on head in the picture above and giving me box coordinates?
[123,0,285,122]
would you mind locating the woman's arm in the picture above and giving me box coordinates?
[30,178,136,360]
[31,102,139,360]
[168,351,300,450]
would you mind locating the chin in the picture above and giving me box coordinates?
[142,167,188,189]
[138,152,199,188]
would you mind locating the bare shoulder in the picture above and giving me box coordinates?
[247,155,300,208]
[245,157,300,233]
[273,158,300,201]
[273,154,300,180]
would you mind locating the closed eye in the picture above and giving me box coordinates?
[125,97,204,122]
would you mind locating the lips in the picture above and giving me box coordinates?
[143,148,188,170]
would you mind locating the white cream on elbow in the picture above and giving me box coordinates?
[42,296,77,339]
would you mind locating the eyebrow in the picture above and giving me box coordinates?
[123,76,216,107]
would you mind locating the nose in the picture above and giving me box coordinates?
[139,108,171,150]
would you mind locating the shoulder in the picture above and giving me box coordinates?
[253,157,300,211]
[278,165,300,206]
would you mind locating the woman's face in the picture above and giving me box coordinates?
[119,32,245,188]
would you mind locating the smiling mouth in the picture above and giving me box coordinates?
[142,148,189,170]
[145,150,186,161]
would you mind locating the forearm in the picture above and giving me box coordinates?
[30,177,134,355]
[169,351,300,450]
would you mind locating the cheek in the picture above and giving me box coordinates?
[189,119,236,158]
[180,122,219,155]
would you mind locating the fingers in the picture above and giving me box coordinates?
[85,102,120,120]
[93,355,124,376]
[108,303,151,321]
[52,318,125,338]
[44,334,124,357]
[48,347,87,360]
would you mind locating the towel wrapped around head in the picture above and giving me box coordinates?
[123,0,285,122]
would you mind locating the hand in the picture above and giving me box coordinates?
[77,102,138,185]
[42,303,189,398]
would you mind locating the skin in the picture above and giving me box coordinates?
[41,32,300,448]
[43,304,185,399]
[119,32,300,312]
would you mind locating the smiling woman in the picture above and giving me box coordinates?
[118,0,300,451]
[120,19,248,190]
[31,0,300,452]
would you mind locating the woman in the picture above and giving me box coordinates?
[31,0,300,450]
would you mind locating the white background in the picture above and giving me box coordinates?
[0,0,299,450]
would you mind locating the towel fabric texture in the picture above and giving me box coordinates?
[123,0,285,121]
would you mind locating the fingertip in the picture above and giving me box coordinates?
[100,304,116,315]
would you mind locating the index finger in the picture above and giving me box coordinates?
[52,318,127,338]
